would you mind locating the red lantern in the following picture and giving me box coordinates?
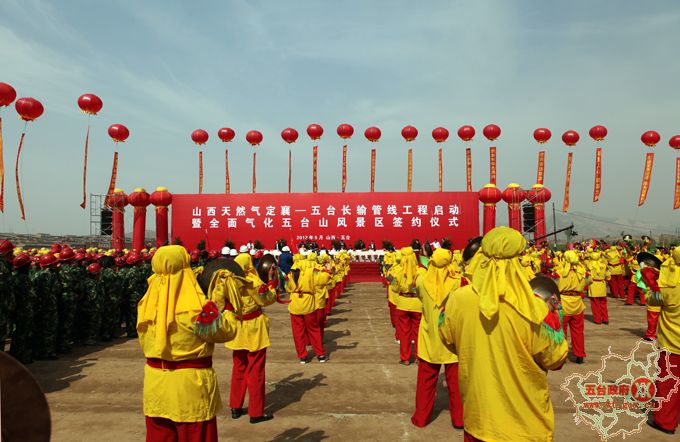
[478,184,503,204]
[281,128,299,144]
[77,94,103,115]
[482,124,501,141]
[432,127,449,143]
[457,125,475,142]
[641,130,661,147]
[561,130,580,147]
[669,135,680,150]
[337,124,354,139]
[588,125,608,141]
[533,128,552,144]
[401,125,418,142]
[14,98,44,121]
[307,124,323,140]
[364,126,381,142]
[108,124,129,142]
[191,129,209,145]
[246,130,263,146]
[0,82,17,107]
[217,127,235,143]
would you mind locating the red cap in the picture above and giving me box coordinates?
[0,240,14,255]
[87,262,102,274]
[12,253,31,269]
[74,252,87,261]
[126,253,143,265]
[50,243,62,253]
[59,248,75,261]
[40,253,58,268]
[208,250,220,260]
[254,250,264,259]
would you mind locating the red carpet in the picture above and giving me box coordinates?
[349,261,382,282]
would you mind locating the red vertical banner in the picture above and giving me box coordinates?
[407,148,413,192]
[593,147,602,202]
[342,144,347,192]
[225,149,230,194]
[80,125,90,209]
[563,152,573,212]
[313,145,318,193]
[288,149,292,193]
[466,148,473,191]
[674,158,680,209]
[370,148,376,192]
[105,151,119,208]
[0,117,5,212]
[14,132,26,220]
[438,148,443,192]
[198,151,203,194]
[489,147,496,185]
[536,151,545,185]
[638,152,654,206]
[252,152,257,193]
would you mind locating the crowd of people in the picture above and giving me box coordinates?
[1,230,679,440]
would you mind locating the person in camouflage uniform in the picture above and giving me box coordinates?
[56,248,85,353]
[0,240,16,351]
[9,253,36,363]
[31,253,60,359]
[79,262,104,345]
[121,253,149,338]
[99,255,121,341]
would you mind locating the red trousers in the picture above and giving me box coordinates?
[645,310,660,340]
[562,312,586,357]
[230,348,267,417]
[316,308,326,340]
[626,281,645,305]
[653,352,680,432]
[411,359,464,428]
[388,300,397,331]
[145,416,217,442]
[608,274,625,298]
[589,297,609,324]
[290,313,325,359]
[464,431,482,441]
[397,309,421,362]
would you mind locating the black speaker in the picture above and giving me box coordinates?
[522,204,535,233]
[100,209,113,236]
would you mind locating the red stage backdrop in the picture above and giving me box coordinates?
[171,192,479,250]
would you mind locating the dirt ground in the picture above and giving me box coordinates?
[28,283,676,442]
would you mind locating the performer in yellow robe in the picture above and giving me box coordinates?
[137,245,236,441]
[439,227,567,442]
[411,248,464,428]
[586,251,610,324]
[555,250,588,363]
[394,247,423,364]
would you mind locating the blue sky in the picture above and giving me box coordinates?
[0,0,679,235]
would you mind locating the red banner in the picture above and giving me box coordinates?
[342,145,347,192]
[438,148,443,192]
[563,152,573,212]
[15,132,26,220]
[537,151,545,185]
[489,146,496,186]
[370,149,376,192]
[593,147,602,202]
[252,152,257,193]
[105,151,119,208]
[171,191,479,250]
[638,152,654,206]
[198,151,203,194]
[225,149,230,194]
[288,149,292,193]
[467,148,473,191]
[313,145,318,193]
[675,158,680,210]
[79,126,90,209]
[0,117,4,213]
[407,148,413,192]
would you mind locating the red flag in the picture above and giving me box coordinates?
[408,148,413,192]
[593,147,602,202]
[15,132,26,219]
[489,147,496,186]
[537,151,545,185]
[342,145,347,192]
[80,125,90,209]
[104,151,119,208]
[313,145,318,193]
[198,151,203,194]
[0,117,5,213]
[288,149,292,193]
[370,149,376,192]
[252,152,257,193]
[225,149,230,194]
[638,152,654,206]
[563,152,573,212]
[674,158,680,209]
